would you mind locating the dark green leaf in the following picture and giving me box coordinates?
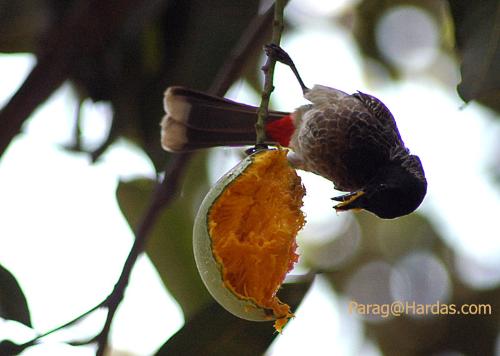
[0,0,264,165]
[72,0,262,170]
[0,264,31,327]
[0,340,27,356]
[116,153,212,319]
[156,277,314,356]
[448,0,500,112]
[0,1,49,52]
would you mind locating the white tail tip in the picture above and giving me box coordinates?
[160,87,192,152]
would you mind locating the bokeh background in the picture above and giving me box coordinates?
[0,0,499,355]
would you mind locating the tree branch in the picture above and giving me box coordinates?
[94,152,192,356]
[255,0,286,145]
[0,0,151,158]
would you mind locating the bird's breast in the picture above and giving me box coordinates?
[291,95,395,191]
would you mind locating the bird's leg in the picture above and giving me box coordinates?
[264,44,309,95]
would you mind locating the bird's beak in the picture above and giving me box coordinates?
[332,190,366,212]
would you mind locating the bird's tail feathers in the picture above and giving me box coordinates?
[161,87,290,152]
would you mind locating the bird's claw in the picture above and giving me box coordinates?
[264,44,295,66]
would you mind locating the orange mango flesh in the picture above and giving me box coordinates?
[208,150,305,331]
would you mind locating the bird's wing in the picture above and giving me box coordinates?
[352,91,405,147]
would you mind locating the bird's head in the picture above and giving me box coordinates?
[333,155,427,219]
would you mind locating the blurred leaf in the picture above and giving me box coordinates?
[156,277,314,356]
[366,285,500,356]
[0,1,50,52]
[69,0,262,170]
[0,0,158,157]
[241,50,264,95]
[361,212,442,261]
[116,152,212,319]
[300,216,361,272]
[325,211,500,356]
[0,0,262,167]
[448,0,500,113]
[325,212,443,288]
[0,340,26,355]
[0,264,31,327]
[353,0,449,78]
[353,0,397,77]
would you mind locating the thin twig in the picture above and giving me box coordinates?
[16,302,105,351]
[95,152,192,356]
[255,0,286,145]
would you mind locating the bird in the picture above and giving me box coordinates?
[160,44,427,219]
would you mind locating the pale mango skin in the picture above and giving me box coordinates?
[193,150,276,322]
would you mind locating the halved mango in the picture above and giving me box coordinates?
[193,149,306,331]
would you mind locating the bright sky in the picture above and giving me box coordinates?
[1,3,500,356]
